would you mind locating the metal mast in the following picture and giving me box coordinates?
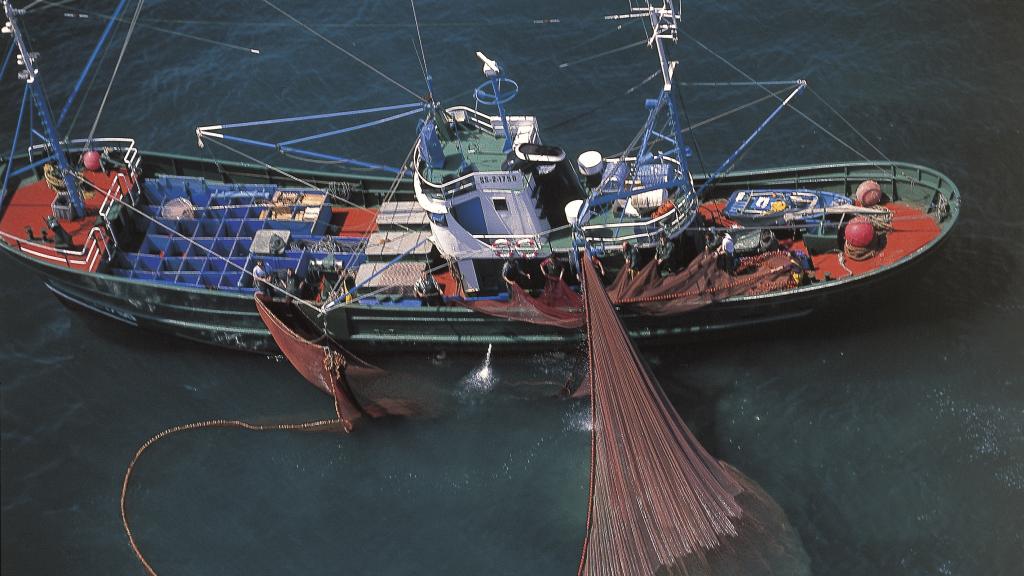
[613,1,694,196]
[2,0,85,218]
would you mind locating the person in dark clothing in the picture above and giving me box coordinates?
[45,216,74,250]
[283,267,306,301]
[621,240,639,278]
[502,258,531,289]
[655,233,675,275]
[540,255,564,281]
[413,269,443,306]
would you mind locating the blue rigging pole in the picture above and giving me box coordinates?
[56,0,129,128]
[3,0,85,218]
[0,39,14,80]
[1,84,29,208]
[696,82,806,198]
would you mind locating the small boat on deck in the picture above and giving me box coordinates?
[723,189,854,227]
[1,1,960,353]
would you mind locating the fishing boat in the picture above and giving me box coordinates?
[0,0,960,353]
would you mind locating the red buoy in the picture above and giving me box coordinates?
[845,217,875,248]
[855,180,883,207]
[82,150,102,172]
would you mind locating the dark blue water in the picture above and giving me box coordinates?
[3,1,1023,574]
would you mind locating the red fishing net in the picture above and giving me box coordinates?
[458,277,585,329]
[608,250,797,316]
[577,255,808,575]
[256,296,370,431]
[458,251,797,329]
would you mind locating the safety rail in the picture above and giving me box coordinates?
[580,156,698,246]
[416,108,539,200]
[0,223,112,271]
[412,143,483,201]
[443,106,495,132]
[1,142,139,271]
[474,233,549,259]
[27,137,142,180]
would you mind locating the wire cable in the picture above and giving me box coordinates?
[259,0,425,102]
[86,0,146,147]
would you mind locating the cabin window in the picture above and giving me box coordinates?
[492,197,509,211]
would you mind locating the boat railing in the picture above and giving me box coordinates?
[444,106,495,132]
[27,137,142,181]
[581,157,699,246]
[473,232,551,258]
[0,222,112,271]
[0,150,138,271]
[413,146,481,201]
[417,110,540,202]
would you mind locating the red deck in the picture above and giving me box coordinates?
[330,207,378,237]
[699,200,941,280]
[0,169,129,271]
[432,269,460,297]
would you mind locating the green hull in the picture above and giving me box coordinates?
[1,152,959,353]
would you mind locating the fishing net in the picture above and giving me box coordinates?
[459,251,796,329]
[255,296,418,426]
[577,254,809,575]
[457,277,584,329]
[608,250,797,316]
[255,296,370,430]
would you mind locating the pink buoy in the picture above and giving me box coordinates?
[845,216,875,248]
[855,180,883,207]
[82,150,102,172]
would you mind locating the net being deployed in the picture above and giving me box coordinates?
[577,254,809,576]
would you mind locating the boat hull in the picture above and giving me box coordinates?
[2,232,944,354]
[1,153,960,353]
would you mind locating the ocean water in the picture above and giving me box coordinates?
[2,0,1023,574]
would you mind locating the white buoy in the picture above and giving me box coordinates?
[565,199,585,226]
[578,150,605,188]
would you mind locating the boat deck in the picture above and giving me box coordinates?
[0,169,130,271]
[329,207,378,236]
[0,169,122,247]
[424,124,508,184]
[699,200,942,280]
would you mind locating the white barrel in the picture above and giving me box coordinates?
[565,199,585,225]
[577,150,604,177]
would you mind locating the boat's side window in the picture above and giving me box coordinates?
[492,198,509,211]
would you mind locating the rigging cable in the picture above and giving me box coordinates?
[680,29,914,183]
[409,0,432,101]
[558,39,647,69]
[807,86,891,162]
[85,0,146,147]
[32,0,262,54]
[259,0,426,103]
[64,8,124,140]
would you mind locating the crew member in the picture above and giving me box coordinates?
[283,267,306,301]
[655,232,675,275]
[45,216,74,250]
[253,259,273,296]
[540,255,564,281]
[414,269,443,306]
[502,257,531,289]
[716,231,737,274]
[621,240,639,278]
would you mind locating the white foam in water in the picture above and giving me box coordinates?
[564,404,593,432]
[464,344,495,392]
